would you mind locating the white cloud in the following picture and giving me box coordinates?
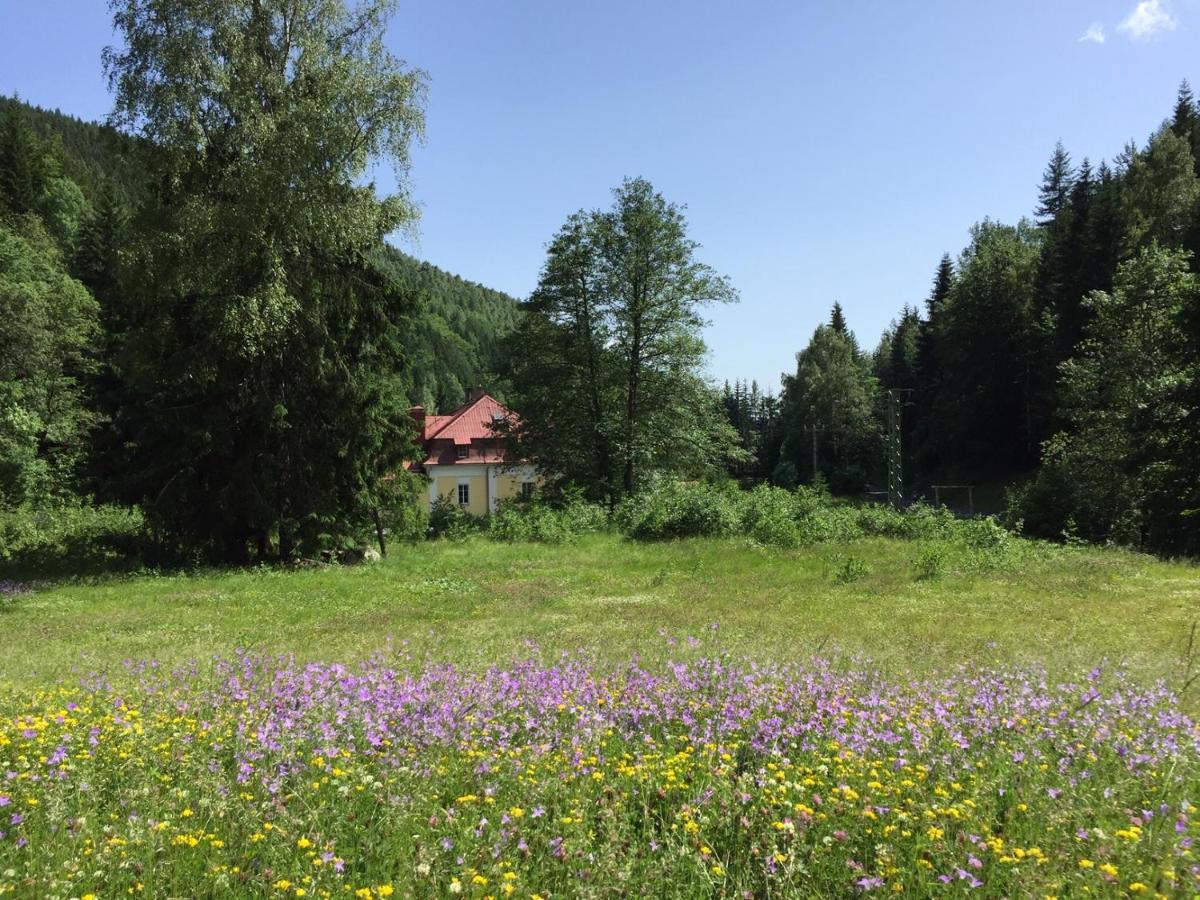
[1117,0,1177,40]
[1078,22,1106,43]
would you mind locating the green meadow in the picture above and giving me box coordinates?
[3,533,1195,694]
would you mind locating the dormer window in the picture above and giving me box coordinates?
[456,445,469,460]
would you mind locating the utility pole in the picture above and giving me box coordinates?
[803,423,827,484]
[887,389,912,509]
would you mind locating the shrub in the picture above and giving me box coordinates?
[427,496,480,541]
[0,503,149,578]
[832,554,869,584]
[742,485,804,547]
[912,542,949,580]
[615,479,747,540]
[489,498,608,544]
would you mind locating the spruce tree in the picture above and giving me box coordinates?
[1172,79,1200,173]
[0,105,53,217]
[1036,141,1075,225]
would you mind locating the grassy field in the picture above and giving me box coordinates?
[2,532,1196,692]
[4,533,1200,897]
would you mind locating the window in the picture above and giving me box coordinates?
[456,445,469,460]
[521,481,535,500]
[457,483,470,506]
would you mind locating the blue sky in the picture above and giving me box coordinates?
[1,0,1197,391]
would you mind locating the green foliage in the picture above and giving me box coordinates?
[720,379,781,483]
[506,178,739,504]
[372,246,519,411]
[104,0,427,561]
[0,502,147,578]
[934,219,1044,472]
[832,554,869,583]
[615,479,748,540]
[427,496,482,541]
[488,497,608,544]
[1013,245,1200,554]
[775,308,880,493]
[0,221,99,506]
[912,541,949,580]
[611,480,1001,555]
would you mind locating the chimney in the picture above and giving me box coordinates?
[408,405,426,431]
[466,386,486,403]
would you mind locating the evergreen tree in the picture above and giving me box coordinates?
[0,104,54,217]
[912,254,953,478]
[933,219,1042,474]
[1036,142,1075,225]
[105,0,427,560]
[1016,246,1199,553]
[1172,79,1200,174]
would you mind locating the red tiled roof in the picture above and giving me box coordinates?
[415,393,519,468]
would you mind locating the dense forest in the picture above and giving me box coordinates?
[722,81,1200,556]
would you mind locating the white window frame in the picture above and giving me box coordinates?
[457,482,470,506]
[456,445,469,460]
[521,481,535,500]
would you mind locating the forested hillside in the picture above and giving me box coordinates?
[1,95,518,414]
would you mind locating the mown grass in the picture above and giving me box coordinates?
[1,532,1196,696]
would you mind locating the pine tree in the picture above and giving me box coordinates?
[1172,79,1200,173]
[912,255,952,479]
[830,301,848,336]
[0,104,54,217]
[1036,141,1075,225]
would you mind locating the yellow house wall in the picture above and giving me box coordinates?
[495,474,525,502]
[434,474,487,516]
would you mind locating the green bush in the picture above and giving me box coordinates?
[615,480,747,540]
[427,496,481,541]
[488,498,608,544]
[912,542,949,580]
[0,503,149,577]
[832,554,869,584]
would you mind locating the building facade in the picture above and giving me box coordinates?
[409,391,536,515]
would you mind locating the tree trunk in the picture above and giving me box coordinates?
[373,507,387,558]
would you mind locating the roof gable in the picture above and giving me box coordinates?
[423,393,515,445]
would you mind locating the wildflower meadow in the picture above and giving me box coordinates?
[2,642,1198,898]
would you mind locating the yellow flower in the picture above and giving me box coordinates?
[378,887,394,898]
[1128,885,1148,895]
[711,864,725,877]
[181,807,193,817]
[297,837,312,849]
[509,807,524,818]
[926,826,944,840]
[1078,859,1094,868]
[1100,863,1118,877]
[274,881,292,891]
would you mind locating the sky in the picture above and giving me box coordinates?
[1,0,1197,391]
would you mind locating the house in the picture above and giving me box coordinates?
[408,389,537,515]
